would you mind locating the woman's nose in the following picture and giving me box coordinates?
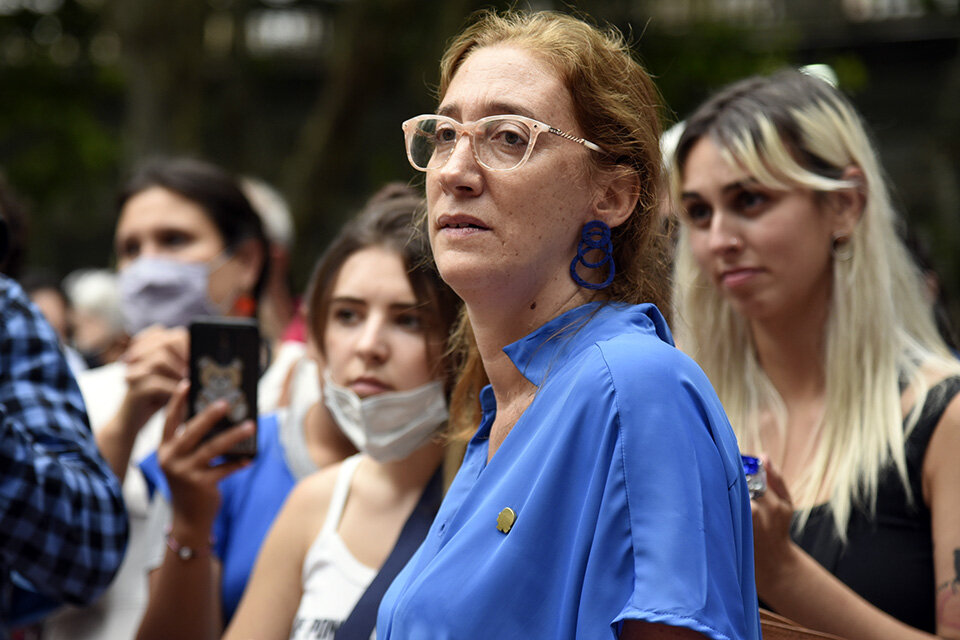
[136,240,164,258]
[707,213,743,254]
[354,316,390,365]
[437,135,483,196]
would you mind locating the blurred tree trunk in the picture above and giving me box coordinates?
[283,0,489,280]
[109,0,210,163]
[933,38,960,331]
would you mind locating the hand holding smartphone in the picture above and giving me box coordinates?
[188,318,260,459]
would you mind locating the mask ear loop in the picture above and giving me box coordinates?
[209,248,258,317]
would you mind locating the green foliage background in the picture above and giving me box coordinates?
[1,0,958,333]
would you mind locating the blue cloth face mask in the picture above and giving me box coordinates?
[118,255,223,335]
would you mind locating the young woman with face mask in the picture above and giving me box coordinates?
[134,183,460,640]
[42,157,288,640]
[672,70,960,639]
[88,157,272,483]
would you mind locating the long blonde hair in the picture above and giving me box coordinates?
[671,70,960,537]
[434,9,670,440]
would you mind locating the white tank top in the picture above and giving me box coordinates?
[289,454,378,640]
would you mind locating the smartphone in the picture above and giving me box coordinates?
[188,317,260,459]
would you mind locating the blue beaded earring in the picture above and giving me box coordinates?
[569,220,615,290]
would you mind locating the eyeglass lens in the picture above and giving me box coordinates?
[408,117,533,171]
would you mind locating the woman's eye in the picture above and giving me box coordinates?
[332,307,360,325]
[435,124,457,145]
[395,312,424,331]
[735,190,769,212]
[488,123,529,148]
[159,230,192,248]
[117,240,139,260]
[682,202,712,227]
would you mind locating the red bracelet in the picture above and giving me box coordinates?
[164,526,215,561]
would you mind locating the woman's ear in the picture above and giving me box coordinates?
[591,168,640,229]
[830,165,866,237]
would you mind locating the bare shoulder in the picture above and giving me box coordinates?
[921,378,960,505]
[283,459,352,531]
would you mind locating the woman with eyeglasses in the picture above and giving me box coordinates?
[672,70,960,640]
[376,10,760,640]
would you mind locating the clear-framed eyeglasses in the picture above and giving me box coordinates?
[401,114,605,172]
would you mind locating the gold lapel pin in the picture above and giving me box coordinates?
[496,507,517,534]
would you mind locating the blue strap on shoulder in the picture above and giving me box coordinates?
[334,468,444,640]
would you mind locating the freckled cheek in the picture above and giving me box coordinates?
[425,177,442,201]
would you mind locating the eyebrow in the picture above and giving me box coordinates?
[331,296,422,311]
[436,101,540,121]
[681,179,760,201]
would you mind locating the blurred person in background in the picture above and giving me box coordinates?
[63,269,130,369]
[672,69,960,639]
[19,269,88,376]
[241,176,317,416]
[241,176,300,346]
[43,156,276,640]
[0,174,128,634]
[19,270,71,344]
[133,184,449,640]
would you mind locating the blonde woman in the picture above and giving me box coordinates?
[672,69,960,639]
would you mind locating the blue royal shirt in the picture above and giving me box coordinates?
[377,302,760,640]
[141,412,297,623]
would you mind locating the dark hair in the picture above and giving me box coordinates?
[305,183,461,392]
[674,70,848,183]
[0,173,29,280]
[20,268,67,301]
[117,157,270,299]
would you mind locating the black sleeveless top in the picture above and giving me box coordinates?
[790,376,960,633]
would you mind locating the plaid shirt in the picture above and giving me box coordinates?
[0,276,127,630]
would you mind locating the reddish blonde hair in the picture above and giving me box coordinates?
[438,10,670,439]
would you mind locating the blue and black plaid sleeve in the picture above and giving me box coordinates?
[0,277,128,625]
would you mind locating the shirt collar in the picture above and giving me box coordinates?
[503,301,674,388]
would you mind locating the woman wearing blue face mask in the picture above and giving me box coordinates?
[42,157,316,640]
[134,183,461,640]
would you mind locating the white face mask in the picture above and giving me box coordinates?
[322,371,448,462]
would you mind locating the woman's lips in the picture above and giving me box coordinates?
[436,213,490,235]
[350,378,392,397]
[720,268,762,289]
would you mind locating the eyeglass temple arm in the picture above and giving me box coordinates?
[548,127,604,153]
